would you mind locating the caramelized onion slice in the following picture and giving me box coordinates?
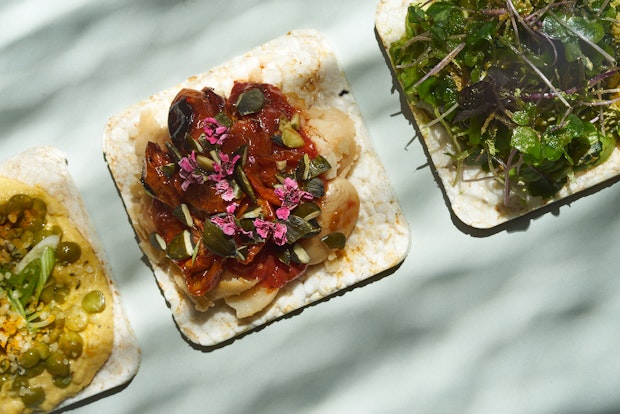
[224,284,279,318]
[207,271,259,300]
[299,176,360,265]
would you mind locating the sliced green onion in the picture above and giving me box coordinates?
[15,235,59,274]
[33,246,55,305]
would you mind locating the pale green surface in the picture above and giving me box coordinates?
[1,1,619,413]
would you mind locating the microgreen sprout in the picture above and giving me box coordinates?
[390,0,620,203]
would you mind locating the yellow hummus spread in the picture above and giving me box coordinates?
[0,177,114,413]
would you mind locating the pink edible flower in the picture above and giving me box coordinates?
[214,180,236,202]
[272,222,288,246]
[210,203,252,237]
[178,151,206,191]
[208,153,240,182]
[211,214,237,236]
[214,153,240,178]
[202,117,229,145]
[253,219,288,246]
[253,219,273,239]
[274,177,314,220]
[208,152,241,201]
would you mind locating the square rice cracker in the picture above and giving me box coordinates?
[0,146,140,411]
[375,0,620,230]
[103,29,411,347]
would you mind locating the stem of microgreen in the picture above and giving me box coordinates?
[504,41,571,108]
[547,11,617,65]
[597,0,611,17]
[420,102,459,130]
[413,42,466,89]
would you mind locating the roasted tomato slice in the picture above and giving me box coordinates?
[142,142,182,208]
[180,248,225,296]
[227,248,307,290]
[168,87,226,151]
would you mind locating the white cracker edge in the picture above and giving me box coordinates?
[375,0,620,229]
[103,29,411,346]
[0,146,141,411]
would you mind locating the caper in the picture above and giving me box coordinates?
[32,230,52,246]
[58,331,84,359]
[20,385,45,408]
[82,290,106,313]
[65,305,88,332]
[45,351,71,377]
[51,309,66,330]
[30,197,47,215]
[18,348,41,369]
[56,241,81,263]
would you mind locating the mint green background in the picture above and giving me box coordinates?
[1,1,618,413]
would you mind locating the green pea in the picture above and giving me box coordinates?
[53,284,70,305]
[53,374,72,389]
[32,225,62,245]
[0,357,10,374]
[45,351,71,377]
[65,305,88,332]
[32,341,50,360]
[30,197,47,215]
[22,197,47,231]
[56,241,81,263]
[0,373,11,385]
[82,290,106,313]
[58,331,84,359]
[23,361,45,379]
[18,348,41,369]
[11,376,29,391]
[40,283,56,304]
[20,385,45,408]
[8,194,33,213]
